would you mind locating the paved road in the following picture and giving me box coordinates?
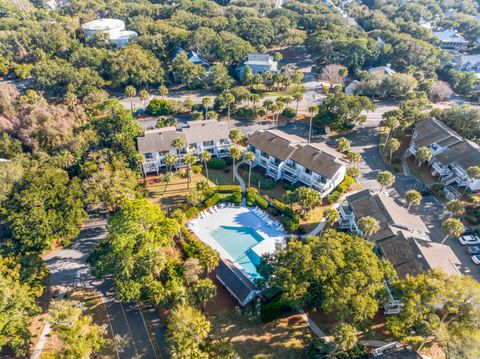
[43,214,166,358]
[322,111,480,280]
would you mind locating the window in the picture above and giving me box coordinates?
[287,160,296,168]
[203,140,214,146]
[305,168,312,175]
[220,139,229,145]
[145,152,153,159]
[261,151,269,158]
[189,143,197,150]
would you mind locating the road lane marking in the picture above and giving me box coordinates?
[136,303,159,359]
[120,301,139,358]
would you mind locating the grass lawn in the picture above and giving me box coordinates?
[209,312,312,359]
[146,170,214,209]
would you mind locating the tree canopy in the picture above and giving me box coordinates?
[258,230,395,325]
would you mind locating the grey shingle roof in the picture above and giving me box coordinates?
[248,130,346,178]
[289,143,348,179]
[378,233,430,279]
[182,120,229,144]
[346,190,429,242]
[434,140,480,169]
[137,127,185,153]
[248,130,304,161]
[413,119,461,148]
[136,120,229,154]
[215,259,257,306]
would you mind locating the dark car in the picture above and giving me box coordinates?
[467,246,480,255]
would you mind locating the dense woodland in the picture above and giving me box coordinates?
[1,0,480,358]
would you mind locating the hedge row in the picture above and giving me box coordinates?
[271,199,300,232]
[216,185,242,193]
[204,193,222,207]
[246,188,269,208]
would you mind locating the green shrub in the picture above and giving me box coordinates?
[281,107,296,118]
[229,191,243,204]
[246,188,257,206]
[391,157,402,164]
[184,207,200,219]
[192,165,202,174]
[283,217,299,232]
[250,172,263,186]
[255,194,269,209]
[235,106,254,117]
[181,227,219,270]
[327,191,341,204]
[146,98,173,116]
[337,175,354,193]
[260,177,275,190]
[170,208,187,223]
[207,158,226,170]
[261,297,293,322]
[155,117,177,128]
[216,185,242,193]
[204,193,222,207]
[225,157,233,166]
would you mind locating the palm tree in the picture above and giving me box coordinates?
[336,137,351,154]
[200,150,212,180]
[308,105,318,143]
[415,147,432,167]
[139,89,149,107]
[385,137,400,163]
[164,152,178,191]
[229,146,242,182]
[244,151,256,188]
[271,102,281,128]
[464,166,480,196]
[404,189,422,211]
[250,93,260,119]
[324,208,340,227]
[293,92,304,120]
[441,218,464,243]
[125,85,136,111]
[172,137,186,156]
[383,116,400,142]
[202,97,212,121]
[183,153,196,189]
[445,199,465,217]
[376,171,395,192]
[263,99,273,119]
[357,216,380,238]
[224,93,235,129]
[159,85,168,99]
[346,166,360,180]
[229,129,242,145]
[347,152,361,164]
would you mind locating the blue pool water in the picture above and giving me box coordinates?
[210,226,264,277]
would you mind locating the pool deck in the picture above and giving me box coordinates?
[188,205,285,278]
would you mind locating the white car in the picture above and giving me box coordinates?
[472,255,480,264]
[458,235,480,246]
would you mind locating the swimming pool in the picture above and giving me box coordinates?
[210,226,264,278]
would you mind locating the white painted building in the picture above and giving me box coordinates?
[236,54,279,81]
[407,119,480,192]
[137,120,231,174]
[433,29,468,51]
[82,18,137,47]
[247,130,348,197]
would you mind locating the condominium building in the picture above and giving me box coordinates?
[247,130,348,197]
[137,120,231,174]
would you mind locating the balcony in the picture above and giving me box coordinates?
[282,171,297,183]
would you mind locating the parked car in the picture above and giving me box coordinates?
[467,246,480,255]
[472,255,480,264]
[458,235,480,245]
